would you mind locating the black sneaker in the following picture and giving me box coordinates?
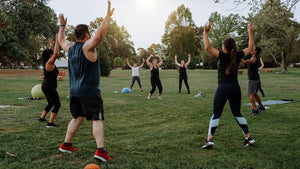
[258,106,266,111]
[244,136,255,146]
[188,91,190,94]
[201,139,214,149]
[38,118,47,122]
[46,122,58,128]
[249,109,259,115]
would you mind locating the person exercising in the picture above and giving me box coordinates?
[57,1,114,162]
[241,47,265,115]
[146,54,163,99]
[127,58,145,92]
[175,54,191,94]
[258,57,265,97]
[201,22,256,149]
[39,35,61,128]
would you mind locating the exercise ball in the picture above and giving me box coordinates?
[31,84,46,99]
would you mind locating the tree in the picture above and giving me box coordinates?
[253,0,300,73]
[89,18,135,64]
[0,0,58,69]
[113,57,123,68]
[162,4,198,63]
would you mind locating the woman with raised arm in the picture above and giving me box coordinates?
[201,22,256,149]
[146,54,163,99]
[127,58,145,92]
[39,34,61,128]
[175,54,191,94]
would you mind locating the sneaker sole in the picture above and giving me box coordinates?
[59,148,73,153]
[202,143,214,149]
[245,140,255,146]
[94,155,107,162]
[46,126,57,128]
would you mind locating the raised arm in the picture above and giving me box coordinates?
[48,38,54,49]
[146,55,153,69]
[58,14,74,52]
[139,59,145,69]
[83,1,114,52]
[259,58,264,70]
[46,34,59,72]
[126,58,132,69]
[174,55,181,67]
[242,23,255,56]
[156,55,163,68]
[241,56,257,65]
[203,22,219,58]
[185,54,191,67]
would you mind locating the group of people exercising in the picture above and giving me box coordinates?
[37,0,267,162]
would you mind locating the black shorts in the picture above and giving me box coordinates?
[70,94,104,120]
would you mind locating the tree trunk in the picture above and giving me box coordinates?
[35,53,38,70]
[281,48,288,73]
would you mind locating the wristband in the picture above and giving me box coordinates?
[60,25,65,27]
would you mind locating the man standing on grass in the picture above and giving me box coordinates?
[57,1,114,162]
[241,47,266,115]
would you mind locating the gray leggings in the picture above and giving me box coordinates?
[131,76,142,89]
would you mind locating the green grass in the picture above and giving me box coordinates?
[0,68,299,169]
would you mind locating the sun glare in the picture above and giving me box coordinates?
[136,0,156,8]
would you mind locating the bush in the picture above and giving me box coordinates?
[113,57,123,68]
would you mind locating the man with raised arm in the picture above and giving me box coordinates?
[57,1,114,162]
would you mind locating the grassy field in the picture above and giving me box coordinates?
[0,68,299,169]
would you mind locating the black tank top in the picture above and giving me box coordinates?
[179,65,187,77]
[151,67,159,80]
[42,66,59,88]
[247,55,260,80]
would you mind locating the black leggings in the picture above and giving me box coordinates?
[131,76,142,89]
[208,83,249,136]
[42,86,61,114]
[150,78,162,94]
[179,76,190,92]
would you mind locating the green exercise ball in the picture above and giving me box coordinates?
[31,84,46,99]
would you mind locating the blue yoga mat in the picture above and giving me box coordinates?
[243,100,292,106]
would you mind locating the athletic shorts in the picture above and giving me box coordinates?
[247,80,259,94]
[70,94,104,120]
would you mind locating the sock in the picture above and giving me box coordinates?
[98,147,105,153]
[64,142,72,146]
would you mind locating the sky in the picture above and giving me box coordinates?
[48,0,300,50]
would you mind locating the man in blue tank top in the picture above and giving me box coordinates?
[57,1,114,162]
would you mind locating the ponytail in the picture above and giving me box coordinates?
[223,38,237,75]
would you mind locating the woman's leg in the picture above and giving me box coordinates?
[183,76,190,93]
[149,79,156,98]
[130,76,136,89]
[41,87,53,119]
[48,88,61,123]
[137,76,142,89]
[179,77,183,93]
[157,79,163,96]
[228,84,249,136]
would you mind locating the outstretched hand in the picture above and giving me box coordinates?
[248,22,255,33]
[107,1,114,17]
[204,22,211,32]
[47,38,54,45]
[59,14,67,26]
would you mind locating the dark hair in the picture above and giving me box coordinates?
[42,49,53,67]
[75,24,89,40]
[223,38,237,74]
[255,47,261,55]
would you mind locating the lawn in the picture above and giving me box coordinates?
[0,68,299,169]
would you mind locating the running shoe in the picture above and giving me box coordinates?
[201,139,214,149]
[147,96,151,100]
[59,143,78,153]
[38,118,46,122]
[158,96,162,99]
[244,137,255,146]
[94,148,112,162]
[46,122,58,128]
[258,106,266,111]
[249,109,259,115]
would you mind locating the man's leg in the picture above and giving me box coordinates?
[64,117,85,143]
[254,93,263,108]
[93,120,104,148]
[249,94,257,110]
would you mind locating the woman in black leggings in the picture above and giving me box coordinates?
[39,35,61,128]
[175,54,191,94]
[146,54,163,99]
[201,22,256,149]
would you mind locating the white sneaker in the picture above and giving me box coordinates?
[158,96,162,99]
[147,96,151,100]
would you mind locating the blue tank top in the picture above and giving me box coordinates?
[68,42,101,97]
